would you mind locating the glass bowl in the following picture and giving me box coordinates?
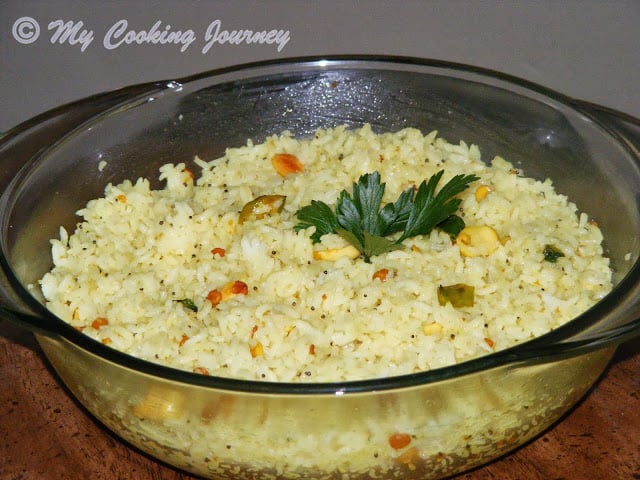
[1,56,639,479]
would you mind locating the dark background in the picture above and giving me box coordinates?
[2,0,639,133]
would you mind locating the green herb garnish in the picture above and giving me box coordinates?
[543,244,565,263]
[176,298,198,312]
[295,170,478,262]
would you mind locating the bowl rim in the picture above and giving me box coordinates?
[3,54,640,395]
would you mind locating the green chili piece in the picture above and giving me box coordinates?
[437,284,475,308]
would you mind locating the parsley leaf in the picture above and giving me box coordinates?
[437,214,466,239]
[398,171,477,242]
[294,200,339,243]
[349,171,385,235]
[336,228,403,261]
[379,187,415,235]
[295,170,478,262]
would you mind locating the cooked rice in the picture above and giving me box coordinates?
[40,124,612,382]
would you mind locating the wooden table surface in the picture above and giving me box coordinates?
[1,318,638,480]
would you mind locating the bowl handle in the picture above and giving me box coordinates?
[520,101,640,356]
[574,100,640,156]
[0,83,162,339]
[581,102,640,347]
